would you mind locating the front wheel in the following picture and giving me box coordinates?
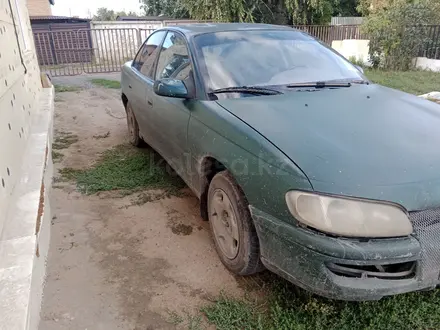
[208,171,264,275]
[125,102,142,147]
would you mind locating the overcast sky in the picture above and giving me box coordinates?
[52,0,143,18]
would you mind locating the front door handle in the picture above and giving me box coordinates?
[147,100,153,106]
[128,85,132,89]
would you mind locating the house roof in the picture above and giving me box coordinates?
[30,16,90,22]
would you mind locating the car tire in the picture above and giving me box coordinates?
[208,170,264,275]
[125,101,142,147]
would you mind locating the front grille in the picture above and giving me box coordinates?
[409,208,440,283]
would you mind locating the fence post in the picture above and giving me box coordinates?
[136,28,142,49]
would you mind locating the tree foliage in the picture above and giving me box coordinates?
[362,0,440,70]
[139,0,189,18]
[93,8,139,21]
[139,0,359,24]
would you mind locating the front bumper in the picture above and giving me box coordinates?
[250,206,440,301]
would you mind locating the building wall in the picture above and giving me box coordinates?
[0,0,54,329]
[26,0,51,16]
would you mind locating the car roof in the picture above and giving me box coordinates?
[165,23,295,37]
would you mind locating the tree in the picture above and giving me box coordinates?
[332,0,361,17]
[93,7,117,21]
[139,0,189,18]
[178,0,342,24]
[362,0,440,69]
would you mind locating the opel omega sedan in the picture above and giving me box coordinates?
[121,23,440,300]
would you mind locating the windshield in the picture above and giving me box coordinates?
[193,30,364,91]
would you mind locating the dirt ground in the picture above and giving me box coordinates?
[40,77,244,330]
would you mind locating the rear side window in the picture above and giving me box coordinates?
[132,31,166,79]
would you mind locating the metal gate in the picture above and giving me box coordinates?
[33,28,154,76]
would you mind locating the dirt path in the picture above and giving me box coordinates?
[40,85,243,330]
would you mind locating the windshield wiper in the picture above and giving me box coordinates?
[287,81,351,88]
[209,86,282,95]
[350,79,370,85]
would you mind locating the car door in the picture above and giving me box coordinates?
[129,30,166,143]
[148,31,195,181]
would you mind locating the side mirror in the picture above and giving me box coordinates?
[355,65,364,74]
[153,79,188,98]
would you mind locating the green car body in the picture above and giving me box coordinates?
[121,23,440,300]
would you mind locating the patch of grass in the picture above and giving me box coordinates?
[348,56,365,68]
[365,69,440,95]
[52,150,64,162]
[202,274,440,330]
[166,310,184,325]
[60,144,185,195]
[91,78,121,89]
[166,310,204,330]
[54,85,80,93]
[53,132,78,150]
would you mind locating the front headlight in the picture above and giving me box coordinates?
[285,191,413,237]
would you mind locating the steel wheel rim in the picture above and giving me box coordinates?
[210,188,239,260]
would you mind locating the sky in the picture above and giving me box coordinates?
[52,0,143,18]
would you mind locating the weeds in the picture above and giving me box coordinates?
[54,85,81,93]
[365,70,440,95]
[91,79,121,89]
[52,150,64,162]
[59,144,185,195]
[348,56,365,68]
[53,132,79,150]
[166,310,204,330]
[202,273,440,330]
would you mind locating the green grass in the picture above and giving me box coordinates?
[202,274,440,330]
[90,78,121,89]
[54,85,81,93]
[53,132,78,150]
[52,150,64,162]
[365,69,440,95]
[60,144,185,194]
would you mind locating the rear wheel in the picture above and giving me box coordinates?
[125,102,142,147]
[208,171,264,275]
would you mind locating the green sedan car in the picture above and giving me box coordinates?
[121,23,440,301]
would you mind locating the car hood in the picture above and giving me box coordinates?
[216,84,440,211]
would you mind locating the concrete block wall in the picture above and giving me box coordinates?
[0,0,54,330]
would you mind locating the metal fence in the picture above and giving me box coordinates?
[293,25,367,45]
[34,28,154,76]
[420,25,440,59]
[34,25,440,77]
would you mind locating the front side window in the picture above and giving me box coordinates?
[155,32,191,80]
[193,30,364,91]
[132,31,166,78]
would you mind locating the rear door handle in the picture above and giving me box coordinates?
[147,100,153,106]
[128,85,132,89]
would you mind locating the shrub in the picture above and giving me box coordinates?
[362,0,440,70]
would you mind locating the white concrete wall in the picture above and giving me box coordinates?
[413,57,440,72]
[0,0,54,329]
[332,39,370,65]
[331,39,440,72]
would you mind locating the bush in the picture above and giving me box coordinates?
[362,0,440,70]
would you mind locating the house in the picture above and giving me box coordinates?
[0,1,54,330]
[27,0,54,16]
